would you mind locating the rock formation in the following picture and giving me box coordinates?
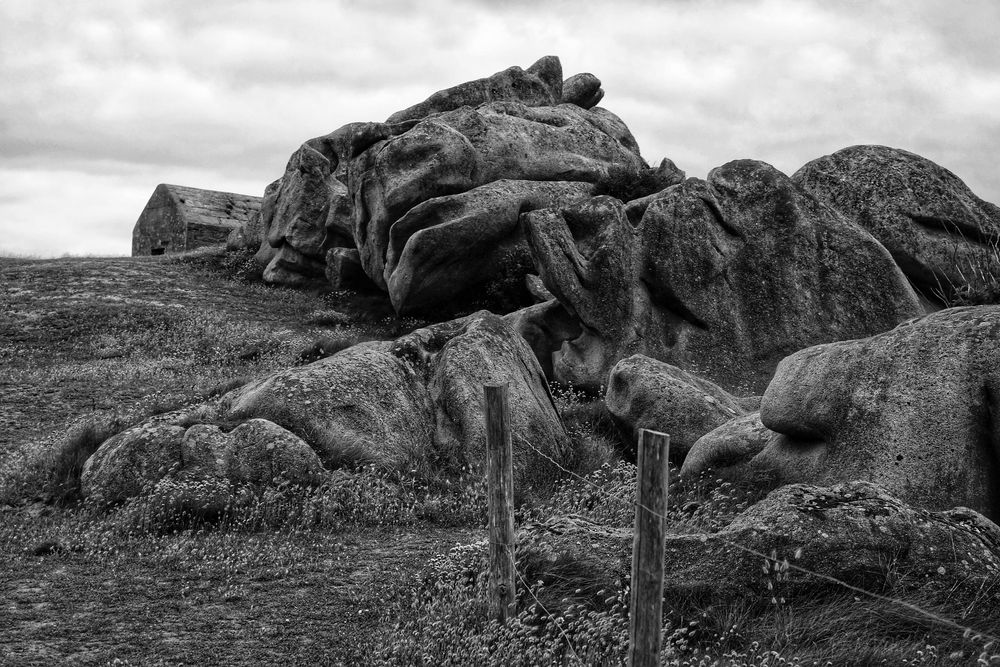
[81,312,571,504]
[81,418,325,507]
[683,306,1000,519]
[794,145,1000,305]
[523,161,924,393]
[529,481,1000,607]
[385,55,564,124]
[230,56,670,313]
[683,411,772,478]
[604,354,759,458]
[353,100,648,312]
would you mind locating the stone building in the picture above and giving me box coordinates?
[131,184,262,256]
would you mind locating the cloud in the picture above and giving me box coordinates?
[1,0,998,257]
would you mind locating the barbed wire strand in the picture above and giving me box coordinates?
[512,434,1000,647]
[502,542,584,664]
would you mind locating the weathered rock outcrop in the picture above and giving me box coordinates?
[80,418,324,506]
[604,355,758,458]
[253,127,371,287]
[523,161,925,393]
[529,482,1000,607]
[82,312,571,503]
[561,72,604,109]
[384,179,596,312]
[386,55,563,124]
[683,306,1000,519]
[224,344,435,470]
[392,313,572,484]
[683,411,773,477]
[261,146,346,286]
[229,56,670,313]
[793,145,1000,304]
[353,101,649,311]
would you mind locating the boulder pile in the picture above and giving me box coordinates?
[82,312,571,504]
[105,55,1000,528]
[231,56,674,314]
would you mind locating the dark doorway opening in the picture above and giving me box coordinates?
[151,247,166,256]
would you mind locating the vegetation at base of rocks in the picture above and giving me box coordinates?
[216,245,265,283]
[551,382,620,477]
[101,465,488,536]
[294,333,365,364]
[929,232,1000,307]
[370,464,1000,666]
[529,458,776,534]
[43,418,128,507]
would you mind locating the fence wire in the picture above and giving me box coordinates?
[503,433,1000,648]
[504,542,584,663]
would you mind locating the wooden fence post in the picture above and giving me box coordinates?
[485,382,516,622]
[629,429,670,667]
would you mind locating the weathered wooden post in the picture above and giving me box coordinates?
[629,429,670,667]
[485,382,516,622]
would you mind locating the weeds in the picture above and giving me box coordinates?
[295,333,361,364]
[928,227,1000,307]
[44,418,126,506]
[89,464,488,537]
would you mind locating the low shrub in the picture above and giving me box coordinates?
[295,334,361,364]
[45,418,126,506]
[95,464,488,537]
[929,231,1000,307]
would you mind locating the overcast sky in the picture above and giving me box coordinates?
[2,0,998,257]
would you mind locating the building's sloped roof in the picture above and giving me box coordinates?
[158,184,262,228]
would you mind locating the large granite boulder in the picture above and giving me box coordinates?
[82,312,571,503]
[384,179,596,313]
[523,161,925,393]
[561,72,603,109]
[261,144,345,286]
[223,344,435,470]
[393,312,572,486]
[683,306,1000,519]
[80,423,186,505]
[604,355,758,458]
[256,124,382,288]
[793,145,1000,305]
[682,411,773,477]
[352,100,649,311]
[528,482,1000,608]
[386,55,563,124]
[80,418,324,506]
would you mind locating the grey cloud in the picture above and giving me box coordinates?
[2,0,999,258]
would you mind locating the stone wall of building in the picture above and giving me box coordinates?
[132,184,261,256]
